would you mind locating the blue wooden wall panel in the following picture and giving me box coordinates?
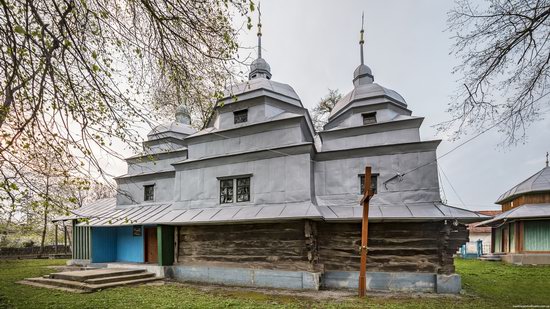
[116,226,144,262]
[91,227,117,262]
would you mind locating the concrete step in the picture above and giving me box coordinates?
[87,276,161,291]
[51,268,146,282]
[16,280,88,294]
[22,277,94,292]
[19,275,161,293]
[85,272,155,284]
[480,255,502,261]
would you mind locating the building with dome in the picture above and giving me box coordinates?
[478,157,550,264]
[54,16,486,293]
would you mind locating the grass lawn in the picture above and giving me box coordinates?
[1,258,549,308]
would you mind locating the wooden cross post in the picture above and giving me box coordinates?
[359,166,374,297]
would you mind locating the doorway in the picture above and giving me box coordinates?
[144,227,158,263]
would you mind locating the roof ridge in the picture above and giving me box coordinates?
[496,167,548,202]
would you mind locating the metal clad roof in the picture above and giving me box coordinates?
[149,209,184,223]
[210,207,242,221]
[233,206,262,220]
[329,83,407,120]
[67,197,486,227]
[255,205,286,218]
[477,203,550,226]
[191,208,222,222]
[222,78,301,105]
[52,198,116,222]
[317,202,486,223]
[496,166,550,203]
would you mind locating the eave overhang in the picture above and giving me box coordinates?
[318,117,424,141]
[315,140,441,161]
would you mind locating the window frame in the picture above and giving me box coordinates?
[219,179,234,204]
[236,177,250,203]
[143,184,155,202]
[218,175,252,204]
[233,109,248,124]
[362,112,377,125]
[359,173,379,195]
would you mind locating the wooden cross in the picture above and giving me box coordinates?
[359,166,375,297]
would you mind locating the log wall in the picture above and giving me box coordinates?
[177,220,320,271]
[176,220,468,275]
[317,221,468,274]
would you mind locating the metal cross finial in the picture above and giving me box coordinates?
[257,2,262,59]
[546,151,549,167]
[360,11,365,65]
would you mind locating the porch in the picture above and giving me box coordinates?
[71,224,175,267]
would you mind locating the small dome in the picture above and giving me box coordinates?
[147,121,196,139]
[354,64,372,78]
[353,64,374,87]
[329,83,407,119]
[219,78,302,107]
[175,105,191,125]
[249,57,272,80]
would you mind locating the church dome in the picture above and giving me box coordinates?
[147,122,196,138]
[249,57,272,80]
[329,83,407,119]
[353,64,373,80]
[147,104,196,139]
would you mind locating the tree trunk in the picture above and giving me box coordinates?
[39,175,50,257]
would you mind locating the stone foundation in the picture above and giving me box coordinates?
[74,260,463,293]
[322,271,461,294]
[501,253,550,265]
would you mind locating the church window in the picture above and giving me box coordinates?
[144,185,155,201]
[236,177,250,202]
[234,109,248,124]
[220,179,234,203]
[220,176,251,204]
[362,112,377,125]
[359,174,378,195]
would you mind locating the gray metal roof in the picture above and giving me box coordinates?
[220,78,302,106]
[477,203,550,227]
[329,83,407,120]
[147,121,196,139]
[318,202,486,223]
[52,198,116,222]
[73,200,322,227]
[187,112,303,139]
[56,197,486,226]
[496,166,550,203]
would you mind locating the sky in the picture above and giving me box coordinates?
[106,0,549,211]
[233,0,550,211]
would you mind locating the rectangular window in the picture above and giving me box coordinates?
[236,177,250,202]
[220,176,251,204]
[220,179,234,204]
[362,112,377,125]
[359,174,378,195]
[234,109,248,124]
[144,185,155,201]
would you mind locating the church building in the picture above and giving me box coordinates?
[54,16,485,293]
[478,158,550,265]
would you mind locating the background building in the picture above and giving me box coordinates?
[479,159,550,264]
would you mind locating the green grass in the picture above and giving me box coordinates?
[0,258,549,308]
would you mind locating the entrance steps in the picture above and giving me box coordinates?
[18,268,161,293]
[479,254,503,261]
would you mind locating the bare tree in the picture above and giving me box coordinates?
[0,0,254,211]
[74,180,115,208]
[442,0,550,145]
[311,89,341,132]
